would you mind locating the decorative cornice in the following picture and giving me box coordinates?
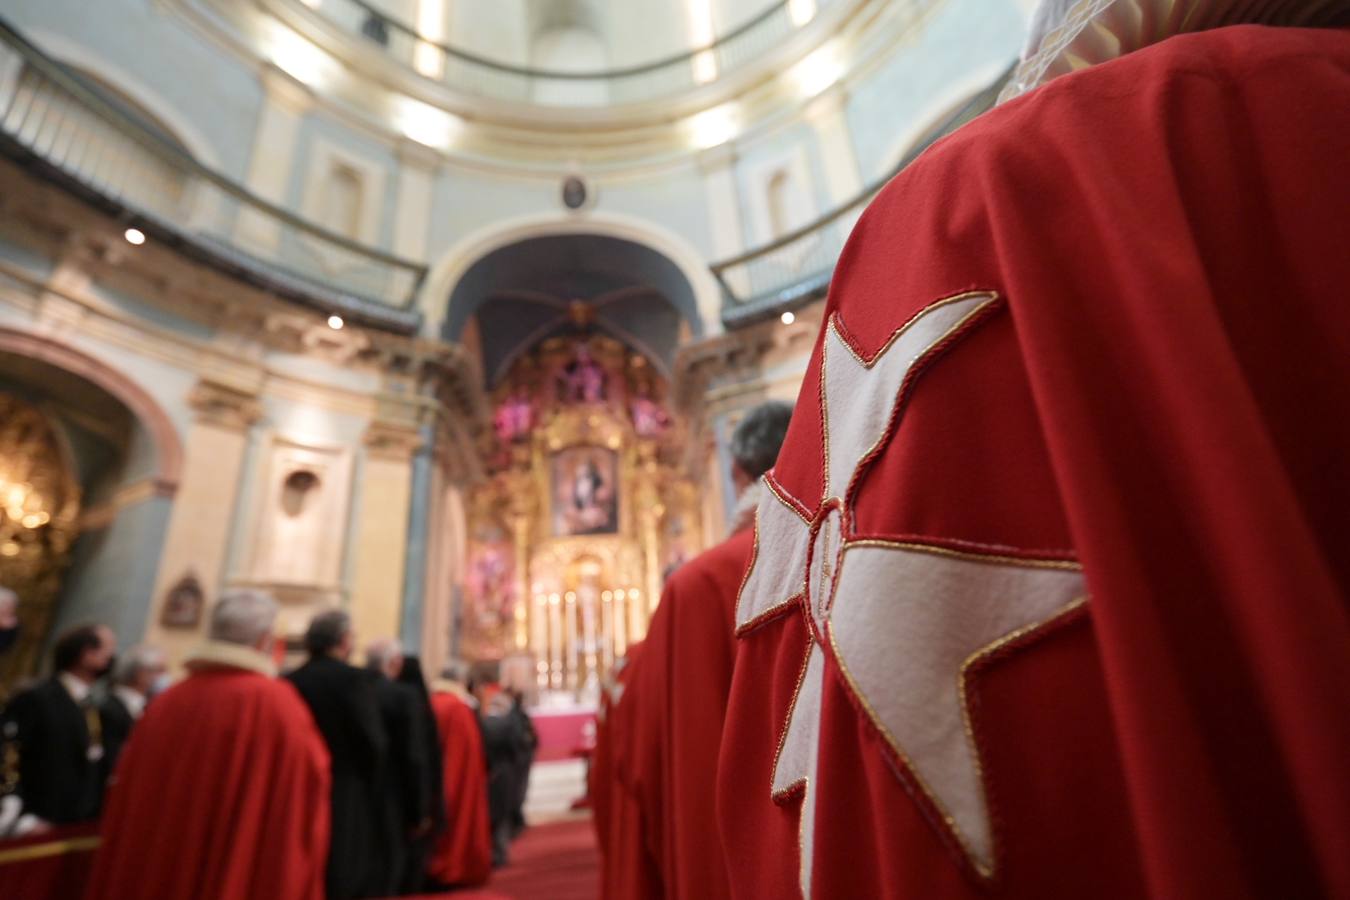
[188,378,263,430]
[363,419,424,461]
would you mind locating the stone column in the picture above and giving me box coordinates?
[235,65,312,252]
[399,421,435,652]
[805,89,865,236]
[147,379,261,665]
[348,420,421,647]
[698,144,749,302]
[392,139,440,261]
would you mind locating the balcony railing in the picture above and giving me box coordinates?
[713,65,1013,327]
[285,0,834,107]
[0,19,425,330]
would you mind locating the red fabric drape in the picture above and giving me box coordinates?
[719,25,1350,900]
[427,691,492,887]
[0,822,99,900]
[84,668,330,900]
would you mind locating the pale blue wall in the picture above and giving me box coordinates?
[844,0,1024,182]
[4,0,264,179]
[595,168,716,257]
[286,111,403,251]
[54,494,174,652]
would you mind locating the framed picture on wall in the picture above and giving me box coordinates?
[551,445,618,537]
[160,572,204,629]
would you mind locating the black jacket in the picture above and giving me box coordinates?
[98,692,137,784]
[1,677,105,824]
[287,657,388,900]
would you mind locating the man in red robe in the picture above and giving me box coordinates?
[86,591,330,900]
[718,7,1350,900]
[425,666,492,889]
[607,401,792,899]
[594,641,661,900]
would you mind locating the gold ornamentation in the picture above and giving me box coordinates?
[0,394,80,692]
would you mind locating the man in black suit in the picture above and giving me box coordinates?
[1,623,117,834]
[286,610,388,900]
[365,639,433,896]
[99,644,167,781]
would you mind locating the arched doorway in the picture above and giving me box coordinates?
[437,233,705,704]
[0,331,181,688]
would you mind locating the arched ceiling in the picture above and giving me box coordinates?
[444,233,701,384]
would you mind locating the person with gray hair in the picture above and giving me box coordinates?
[85,589,331,900]
[208,588,278,647]
[727,399,794,534]
[729,399,794,483]
[287,610,389,900]
[595,399,791,897]
[99,643,167,778]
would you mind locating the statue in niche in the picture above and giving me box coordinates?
[558,343,608,405]
[161,572,204,629]
[466,534,515,638]
[493,385,535,445]
[630,380,671,438]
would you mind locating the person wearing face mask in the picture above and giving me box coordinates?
[99,644,168,783]
[0,622,117,834]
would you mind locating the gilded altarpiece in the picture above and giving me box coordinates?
[0,395,81,693]
[459,336,702,702]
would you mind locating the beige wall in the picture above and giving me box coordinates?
[347,439,418,650]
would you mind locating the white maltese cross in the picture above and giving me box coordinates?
[735,293,1087,894]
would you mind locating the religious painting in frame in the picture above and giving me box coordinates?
[550,445,619,537]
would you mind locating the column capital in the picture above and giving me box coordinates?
[188,379,262,431]
[695,142,739,173]
[395,137,444,172]
[364,420,424,461]
[259,63,315,116]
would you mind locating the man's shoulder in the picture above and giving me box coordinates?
[8,678,69,714]
[288,656,362,686]
[668,528,756,594]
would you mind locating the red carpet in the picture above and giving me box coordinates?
[401,817,599,900]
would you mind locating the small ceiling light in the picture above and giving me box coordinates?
[781,310,796,325]
[124,227,146,245]
[327,315,344,330]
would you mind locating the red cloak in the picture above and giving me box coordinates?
[718,25,1350,900]
[616,528,753,900]
[85,658,330,900]
[426,690,492,887]
[595,641,662,900]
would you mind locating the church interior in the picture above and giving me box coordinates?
[2,0,1346,897]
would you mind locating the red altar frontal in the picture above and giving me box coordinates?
[459,333,702,703]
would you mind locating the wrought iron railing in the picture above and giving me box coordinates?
[713,65,1013,327]
[0,19,426,328]
[283,0,834,106]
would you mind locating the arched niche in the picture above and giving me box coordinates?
[0,328,183,675]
